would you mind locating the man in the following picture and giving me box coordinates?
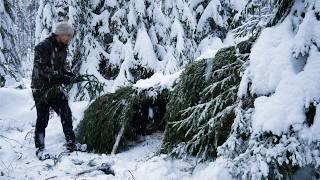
[31,22,83,160]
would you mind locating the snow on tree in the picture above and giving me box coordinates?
[160,0,285,160]
[213,0,320,179]
[0,0,21,87]
[77,0,179,92]
[232,0,280,38]
[162,38,254,159]
[35,0,53,43]
[14,0,38,80]
[61,0,250,100]
[191,0,249,56]
[35,0,71,43]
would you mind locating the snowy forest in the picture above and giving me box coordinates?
[0,0,320,179]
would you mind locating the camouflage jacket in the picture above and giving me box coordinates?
[31,33,74,89]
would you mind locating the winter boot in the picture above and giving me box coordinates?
[36,148,51,161]
[65,142,87,152]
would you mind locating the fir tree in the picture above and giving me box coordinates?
[0,0,20,87]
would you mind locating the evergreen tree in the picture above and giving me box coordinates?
[65,0,247,100]
[217,0,320,178]
[162,38,254,159]
[0,0,20,87]
[14,0,38,79]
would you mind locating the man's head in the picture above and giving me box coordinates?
[54,22,74,45]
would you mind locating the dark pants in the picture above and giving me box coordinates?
[32,88,75,149]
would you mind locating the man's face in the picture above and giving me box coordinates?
[57,34,73,45]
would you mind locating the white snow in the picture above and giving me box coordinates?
[134,28,159,70]
[195,36,224,60]
[112,39,135,89]
[162,48,179,75]
[134,0,146,16]
[195,32,239,61]
[192,158,233,180]
[227,0,247,12]
[170,19,185,55]
[252,45,320,135]
[246,7,320,136]
[109,36,125,66]
[41,4,53,40]
[134,71,182,91]
[291,9,320,58]
[0,87,227,179]
[248,17,296,96]
[0,88,36,132]
[196,0,224,32]
[128,3,137,27]
[106,0,117,8]
[0,0,4,13]
[91,10,111,35]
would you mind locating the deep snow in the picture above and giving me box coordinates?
[0,87,229,180]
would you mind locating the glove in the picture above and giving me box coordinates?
[72,75,85,83]
[52,74,72,85]
[64,71,76,78]
[61,75,73,84]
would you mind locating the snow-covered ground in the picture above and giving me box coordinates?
[0,87,226,180]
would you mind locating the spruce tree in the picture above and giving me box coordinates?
[0,0,20,87]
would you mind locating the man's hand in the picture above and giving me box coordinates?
[52,74,72,85]
[71,75,86,83]
[52,72,86,85]
[64,70,76,78]
[63,71,85,83]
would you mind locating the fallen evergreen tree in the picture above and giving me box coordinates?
[74,37,255,159]
[75,84,170,154]
[161,39,254,159]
